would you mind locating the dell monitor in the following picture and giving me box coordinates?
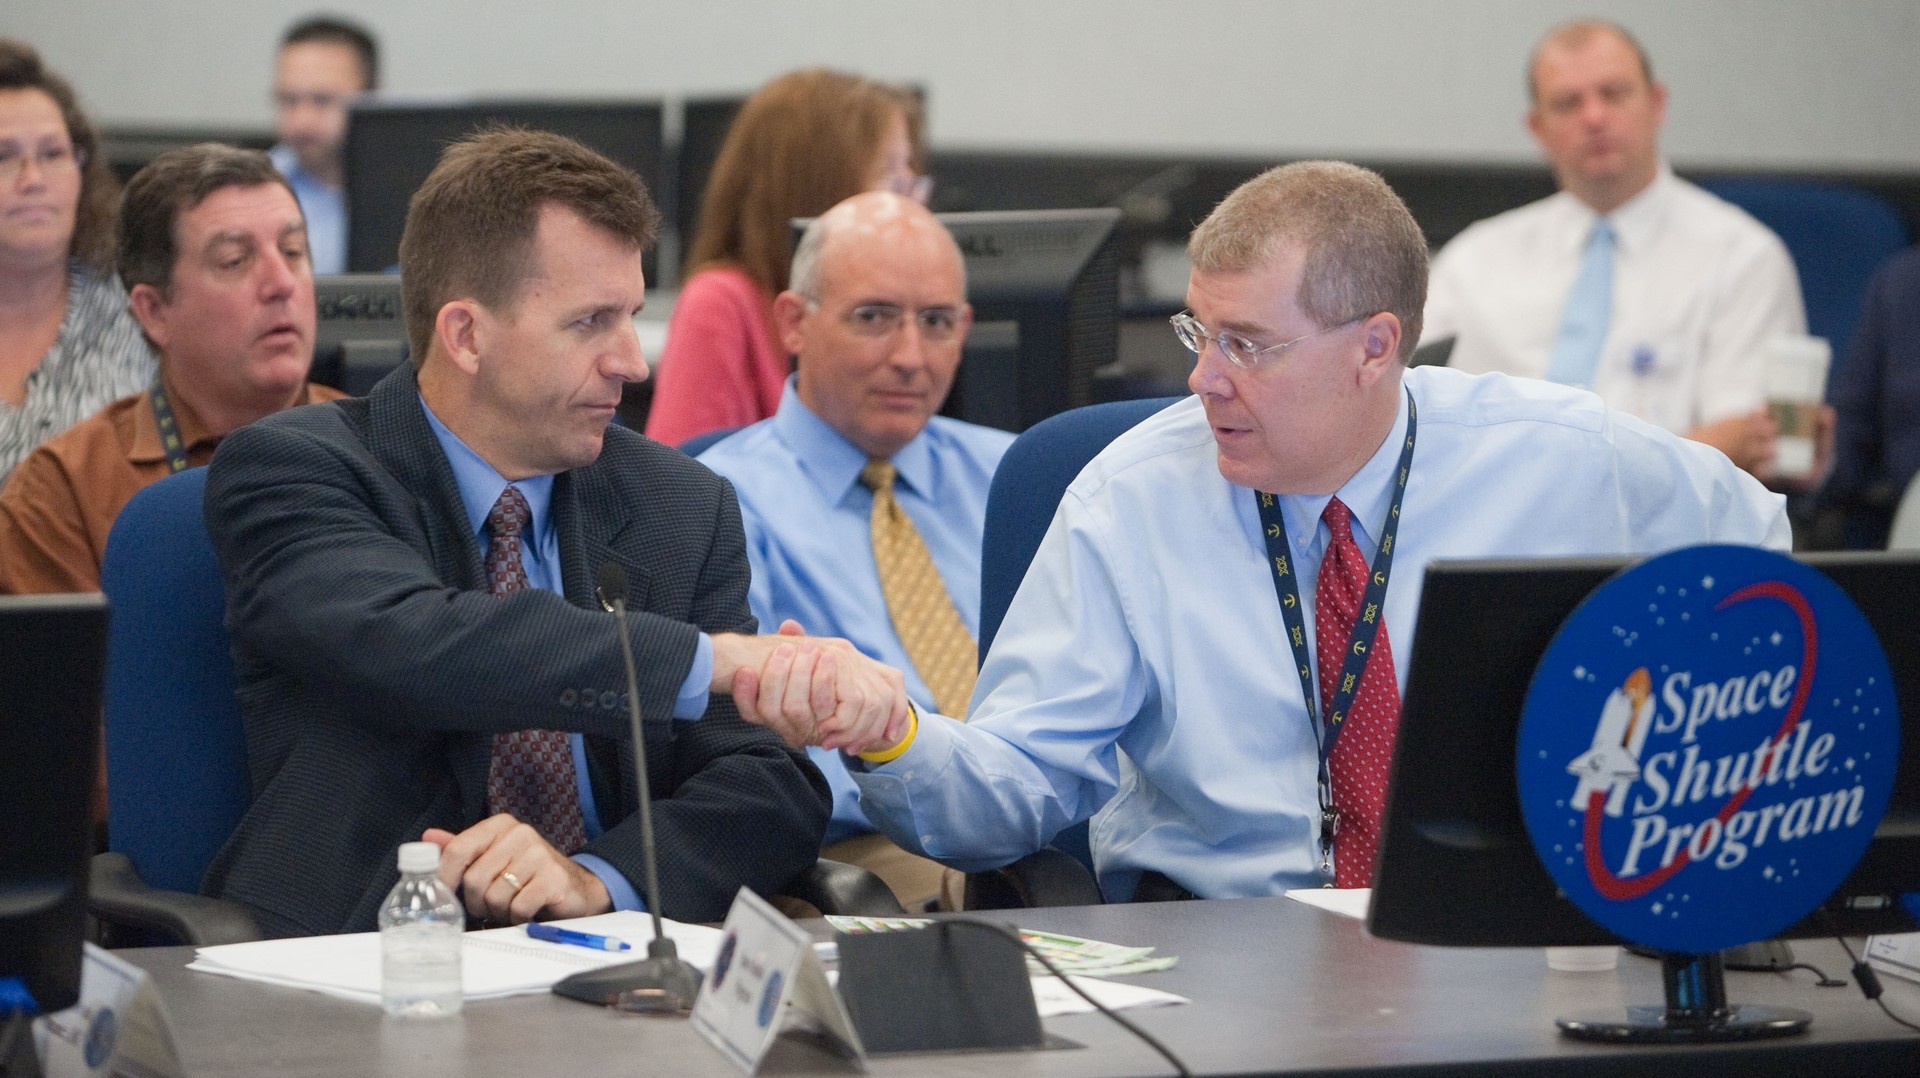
[1370,552,1920,1040]
[1,594,108,1019]
[311,273,408,397]
[344,98,665,280]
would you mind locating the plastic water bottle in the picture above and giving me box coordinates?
[378,841,465,1018]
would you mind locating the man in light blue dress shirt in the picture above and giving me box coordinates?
[267,17,376,275]
[762,161,1792,904]
[701,192,1013,907]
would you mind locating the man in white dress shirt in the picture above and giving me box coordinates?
[1423,20,1806,479]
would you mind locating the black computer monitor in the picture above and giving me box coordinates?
[1372,552,1920,947]
[0,594,108,1016]
[311,273,408,397]
[1370,553,1920,1038]
[343,98,666,279]
[673,95,747,273]
[789,208,1122,434]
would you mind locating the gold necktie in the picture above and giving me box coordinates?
[860,458,977,718]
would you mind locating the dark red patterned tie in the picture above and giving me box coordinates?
[1315,497,1400,888]
[484,486,588,854]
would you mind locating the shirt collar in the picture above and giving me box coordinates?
[1552,162,1675,258]
[420,394,555,546]
[1277,385,1411,558]
[268,142,337,196]
[127,370,259,464]
[1605,162,1675,256]
[771,375,939,505]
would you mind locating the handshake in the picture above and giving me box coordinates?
[710,621,911,756]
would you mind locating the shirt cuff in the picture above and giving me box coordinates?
[573,853,647,912]
[673,632,715,719]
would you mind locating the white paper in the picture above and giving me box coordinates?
[1867,932,1920,984]
[818,968,1187,1019]
[1284,887,1371,920]
[187,912,723,1005]
[1027,974,1189,1017]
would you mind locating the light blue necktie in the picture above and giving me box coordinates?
[1544,218,1616,387]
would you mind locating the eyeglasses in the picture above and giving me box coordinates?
[1170,310,1366,369]
[0,144,86,184]
[871,170,934,206]
[811,300,963,342]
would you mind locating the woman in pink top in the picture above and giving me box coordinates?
[644,68,927,447]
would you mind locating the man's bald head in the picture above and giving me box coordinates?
[790,190,966,301]
[778,191,972,459]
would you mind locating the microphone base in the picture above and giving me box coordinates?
[552,939,702,1015]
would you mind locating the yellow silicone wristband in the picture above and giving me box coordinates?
[857,702,919,764]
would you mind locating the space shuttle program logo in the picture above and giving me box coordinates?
[1516,545,1898,954]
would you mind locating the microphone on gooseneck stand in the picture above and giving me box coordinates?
[551,562,702,1014]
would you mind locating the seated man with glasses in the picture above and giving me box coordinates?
[758,161,1790,904]
[698,191,1012,910]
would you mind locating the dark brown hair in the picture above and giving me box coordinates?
[116,143,293,295]
[280,15,379,91]
[0,38,119,270]
[398,126,660,367]
[685,68,923,297]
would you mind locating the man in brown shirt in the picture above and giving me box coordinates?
[0,144,343,594]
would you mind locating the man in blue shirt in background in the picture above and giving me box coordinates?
[701,191,1013,909]
[267,16,375,275]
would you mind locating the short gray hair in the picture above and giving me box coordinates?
[789,212,832,300]
[1187,160,1427,362]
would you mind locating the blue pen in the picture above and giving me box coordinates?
[526,923,631,952]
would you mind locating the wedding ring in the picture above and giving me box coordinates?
[500,870,524,893]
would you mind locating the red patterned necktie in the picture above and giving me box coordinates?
[1314,497,1401,888]
[484,485,588,854]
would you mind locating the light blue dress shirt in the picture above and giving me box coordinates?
[853,366,1791,901]
[698,377,1014,845]
[422,399,716,911]
[269,144,346,276]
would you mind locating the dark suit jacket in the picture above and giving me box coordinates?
[201,364,829,936]
[1826,245,1920,547]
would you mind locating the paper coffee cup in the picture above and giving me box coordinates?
[1763,335,1830,479]
[1545,945,1621,972]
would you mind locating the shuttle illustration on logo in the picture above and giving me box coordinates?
[1566,666,1654,819]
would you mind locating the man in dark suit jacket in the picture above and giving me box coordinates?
[203,129,909,937]
[1825,246,1920,548]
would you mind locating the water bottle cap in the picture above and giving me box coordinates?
[397,841,441,874]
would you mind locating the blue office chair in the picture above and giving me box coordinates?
[966,396,1185,908]
[678,426,742,458]
[1696,177,1909,365]
[94,468,262,944]
[89,472,900,944]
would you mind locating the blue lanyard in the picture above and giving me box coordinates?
[147,377,194,474]
[1254,387,1416,881]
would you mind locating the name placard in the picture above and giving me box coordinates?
[691,888,864,1074]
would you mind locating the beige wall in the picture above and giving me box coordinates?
[16,0,1920,169]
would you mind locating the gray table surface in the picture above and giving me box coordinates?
[123,896,1920,1078]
